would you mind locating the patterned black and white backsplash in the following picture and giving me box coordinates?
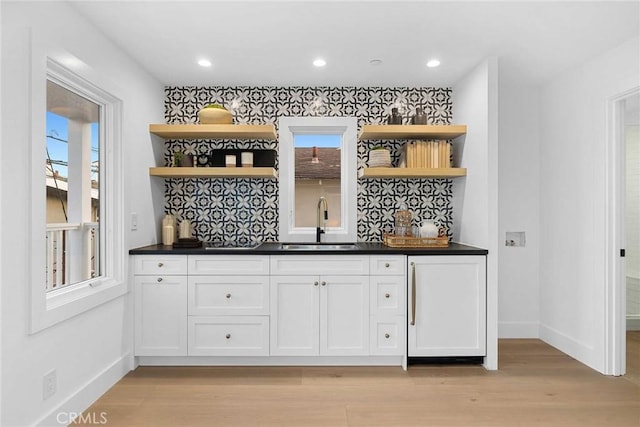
[164,86,453,244]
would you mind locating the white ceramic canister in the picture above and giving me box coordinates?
[420,221,439,238]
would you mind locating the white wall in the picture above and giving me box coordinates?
[496,70,541,338]
[1,2,163,425]
[539,36,640,373]
[452,57,499,369]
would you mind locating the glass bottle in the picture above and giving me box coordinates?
[394,204,412,237]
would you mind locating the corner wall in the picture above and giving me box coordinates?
[539,36,640,373]
[1,2,163,425]
[452,57,499,369]
[496,70,541,338]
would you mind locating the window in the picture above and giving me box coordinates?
[29,54,125,332]
[46,80,101,290]
[278,117,357,242]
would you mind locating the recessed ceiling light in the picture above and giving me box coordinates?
[426,59,441,68]
[313,58,327,67]
[369,59,383,66]
[198,59,212,67]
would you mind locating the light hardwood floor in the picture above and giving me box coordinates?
[627,330,640,387]
[79,339,640,426]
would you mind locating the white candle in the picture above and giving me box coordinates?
[179,221,191,239]
[241,152,253,167]
[225,155,236,167]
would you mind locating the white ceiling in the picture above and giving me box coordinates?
[70,0,640,87]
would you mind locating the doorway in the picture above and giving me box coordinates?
[607,88,640,377]
[623,93,640,384]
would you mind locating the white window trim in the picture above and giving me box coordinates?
[278,117,357,243]
[29,49,126,333]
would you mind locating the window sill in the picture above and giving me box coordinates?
[31,278,128,333]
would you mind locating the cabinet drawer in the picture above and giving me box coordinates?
[189,255,269,275]
[370,276,405,316]
[188,276,269,316]
[188,316,269,356]
[369,256,406,275]
[134,255,188,275]
[271,255,369,275]
[370,316,405,356]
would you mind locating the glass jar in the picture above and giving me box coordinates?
[394,205,412,237]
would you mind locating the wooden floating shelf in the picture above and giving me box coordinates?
[359,167,467,179]
[149,167,278,178]
[149,124,277,140]
[358,125,467,140]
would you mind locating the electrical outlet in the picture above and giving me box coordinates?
[43,369,56,400]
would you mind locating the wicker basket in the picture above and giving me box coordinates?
[382,233,448,248]
[368,149,391,167]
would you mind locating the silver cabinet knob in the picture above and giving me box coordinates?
[314,281,319,287]
[385,333,390,339]
[385,293,390,298]
[321,281,326,286]
[158,262,164,267]
[385,263,390,268]
[157,277,163,282]
[226,293,231,299]
[225,334,231,339]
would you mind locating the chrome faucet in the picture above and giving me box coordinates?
[316,196,328,243]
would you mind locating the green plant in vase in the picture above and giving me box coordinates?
[173,150,184,167]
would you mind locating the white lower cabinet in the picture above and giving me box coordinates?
[369,256,406,355]
[407,255,486,357]
[134,274,188,356]
[187,255,270,356]
[270,260,370,357]
[133,253,486,364]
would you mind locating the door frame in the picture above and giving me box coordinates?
[605,87,640,376]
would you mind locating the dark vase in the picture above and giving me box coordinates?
[179,154,194,167]
[387,107,403,125]
[411,107,428,125]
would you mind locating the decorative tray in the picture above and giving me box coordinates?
[382,233,449,248]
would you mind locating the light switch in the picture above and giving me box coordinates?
[131,212,138,231]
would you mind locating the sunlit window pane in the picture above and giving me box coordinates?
[294,134,342,228]
[46,80,101,290]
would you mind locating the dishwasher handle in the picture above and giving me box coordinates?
[410,262,416,326]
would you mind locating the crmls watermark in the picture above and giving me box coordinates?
[57,411,108,425]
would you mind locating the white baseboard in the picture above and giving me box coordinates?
[35,353,132,426]
[627,315,640,331]
[538,324,601,373]
[498,321,539,338]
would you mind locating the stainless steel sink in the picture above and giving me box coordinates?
[280,243,359,251]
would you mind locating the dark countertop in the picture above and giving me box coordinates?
[129,242,488,256]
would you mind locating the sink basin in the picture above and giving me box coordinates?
[280,243,359,251]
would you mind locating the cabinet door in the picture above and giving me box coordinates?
[270,276,319,356]
[134,275,187,356]
[407,256,486,357]
[320,275,369,356]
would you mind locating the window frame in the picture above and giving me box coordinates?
[29,53,126,333]
[278,117,357,242]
